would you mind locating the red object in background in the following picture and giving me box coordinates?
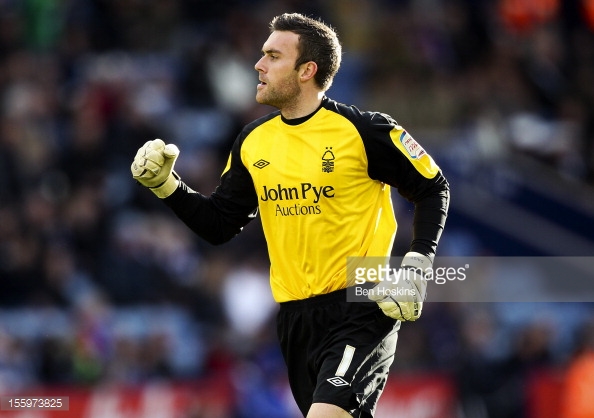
[499,0,560,33]
[526,369,565,418]
[0,377,234,418]
[376,373,457,418]
[558,351,594,418]
[583,0,594,30]
[525,363,594,418]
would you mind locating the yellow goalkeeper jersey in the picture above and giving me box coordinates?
[165,97,449,302]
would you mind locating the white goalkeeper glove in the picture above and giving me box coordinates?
[369,252,432,321]
[131,139,180,198]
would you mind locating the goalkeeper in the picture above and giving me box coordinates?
[131,12,449,418]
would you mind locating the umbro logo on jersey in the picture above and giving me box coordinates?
[253,159,270,169]
[327,376,349,387]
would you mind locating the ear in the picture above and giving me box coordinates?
[299,61,318,82]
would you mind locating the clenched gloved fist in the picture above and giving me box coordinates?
[131,139,180,198]
[368,252,431,321]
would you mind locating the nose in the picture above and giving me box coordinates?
[254,56,265,73]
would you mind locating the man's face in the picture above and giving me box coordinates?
[254,31,302,109]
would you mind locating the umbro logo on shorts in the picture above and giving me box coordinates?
[327,376,349,387]
[253,159,270,169]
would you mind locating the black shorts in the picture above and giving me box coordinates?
[277,287,400,418]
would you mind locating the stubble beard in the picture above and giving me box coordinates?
[256,74,301,111]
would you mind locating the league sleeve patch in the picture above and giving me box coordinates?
[399,131,426,159]
[391,128,439,179]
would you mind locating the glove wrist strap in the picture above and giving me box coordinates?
[401,252,433,270]
[150,171,180,198]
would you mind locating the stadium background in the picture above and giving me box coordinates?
[1,0,594,417]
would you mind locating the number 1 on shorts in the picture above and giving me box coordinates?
[335,345,356,377]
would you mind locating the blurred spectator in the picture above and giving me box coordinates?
[0,327,36,392]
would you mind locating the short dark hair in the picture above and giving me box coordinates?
[270,13,342,91]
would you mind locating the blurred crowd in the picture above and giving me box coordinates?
[1,0,594,417]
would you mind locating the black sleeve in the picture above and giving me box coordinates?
[162,136,259,245]
[360,113,450,258]
[409,178,449,257]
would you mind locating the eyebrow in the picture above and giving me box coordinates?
[262,48,283,55]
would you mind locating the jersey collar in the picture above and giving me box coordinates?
[280,97,328,126]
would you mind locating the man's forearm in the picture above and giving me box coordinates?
[163,181,247,245]
[410,183,449,257]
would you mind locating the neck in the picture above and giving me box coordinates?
[280,91,325,120]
